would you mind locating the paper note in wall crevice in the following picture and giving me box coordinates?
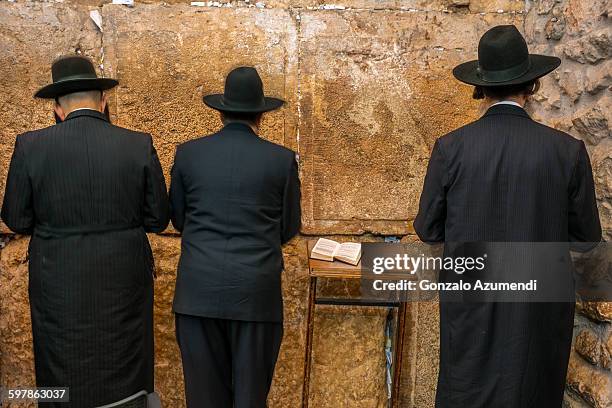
[310,238,362,266]
[112,0,135,6]
[89,10,103,32]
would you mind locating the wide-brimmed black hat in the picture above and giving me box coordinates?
[203,67,284,113]
[35,55,118,99]
[453,25,560,87]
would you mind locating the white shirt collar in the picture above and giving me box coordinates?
[69,108,100,113]
[490,100,524,108]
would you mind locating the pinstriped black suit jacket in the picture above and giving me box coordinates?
[414,103,601,408]
[1,109,169,407]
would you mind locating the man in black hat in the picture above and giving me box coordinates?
[414,25,601,407]
[169,66,301,407]
[2,55,169,407]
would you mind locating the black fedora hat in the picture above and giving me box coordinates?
[35,55,118,99]
[203,67,284,113]
[453,25,560,87]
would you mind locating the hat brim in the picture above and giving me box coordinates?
[203,94,285,113]
[452,54,561,87]
[35,78,119,99]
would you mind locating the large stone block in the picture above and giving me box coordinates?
[0,2,102,231]
[566,350,612,408]
[578,301,612,323]
[308,306,388,407]
[562,28,611,65]
[571,95,611,146]
[575,327,612,370]
[561,0,610,38]
[412,301,440,407]
[564,389,594,408]
[591,139,612,232]
[147,235,185,407]
[297,10,521,234]
[101,4,299,182]
[0,237,35,408]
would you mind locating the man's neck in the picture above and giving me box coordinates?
[65,106,102,116]
[485,96,526,109]
[490,100,524,108]
[224,120,258,133]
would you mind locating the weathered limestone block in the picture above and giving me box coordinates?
[0,237,35,408]
[607,329,612,370]
[567,351,612,408]
[572,96,611,146]
[562,28,611,65]
[102,4,299,181]
[579,301,612,323]
[541,2,568,41]
[270,235,310,408]
[396,235,439,407]
[412,301,440,407]
[532,74,562,110]
[0,2,102,227]
[591,140,612,232]
[575,327,612,370]
[564,389,595,408]
[585,60,612,95]
[561,0,610,37]
[298,10,520,235]
[147,235,184,407]
[575,329,601,366]
[308,306,388,407]
[557,68,586,102]
[467,0,524,13]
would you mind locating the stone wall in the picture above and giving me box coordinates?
[0,0,609,407]
[525,1,611,407]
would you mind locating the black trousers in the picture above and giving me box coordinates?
[175,313,283,408]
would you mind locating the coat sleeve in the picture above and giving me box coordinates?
[568,141,601,250]
[143,135,170,233]
[413,139,448,243]
[1,136,34,235]
[169,146,186,233]
[281,153,301,245]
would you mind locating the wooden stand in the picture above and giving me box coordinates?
[302,241,407,407]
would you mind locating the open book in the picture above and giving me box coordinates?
[310,238,362,266]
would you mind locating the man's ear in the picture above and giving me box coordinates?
[54,102,66,121]
[529,79,541,96]
[100,92,108,112]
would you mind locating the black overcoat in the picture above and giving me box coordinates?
[169,122,301,323]
[1,109,169,407]
[414,104,601,408]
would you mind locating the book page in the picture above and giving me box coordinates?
[335,242,362,265]
[310,238,341,261]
